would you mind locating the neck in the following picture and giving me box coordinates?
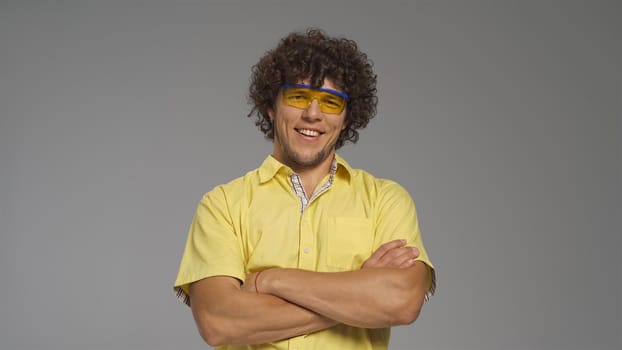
[297,159,333,199]
[277,152,336,199]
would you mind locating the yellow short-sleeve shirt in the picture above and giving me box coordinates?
[174,155,435,350]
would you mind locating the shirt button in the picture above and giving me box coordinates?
[303,247,311,254]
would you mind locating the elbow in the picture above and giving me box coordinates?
[389,290,424,325]
[195,313,232,347]
[394,302,422,325]
[391,272,428,325]
[197,325,226,347]
[198,327,226,347]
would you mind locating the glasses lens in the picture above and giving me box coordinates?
[317,92,346,114]
[282,87,346,114]
[282,87,312,109]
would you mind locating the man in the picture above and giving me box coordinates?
[174,28,435,350]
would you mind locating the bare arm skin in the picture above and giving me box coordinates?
[189,239,418,346]
[243,239,428,328]
[250,261,429,328]
[189,276,336,346]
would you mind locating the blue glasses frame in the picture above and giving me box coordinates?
[280,83,350,101]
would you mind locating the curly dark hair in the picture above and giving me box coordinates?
[247,28,378,149]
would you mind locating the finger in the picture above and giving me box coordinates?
[378,246,420,267]
[372,239,408,260]
[241,272,260,291]
[378,246,418,263]
[240,275,254,292]
[398,259,416,268]
[412,246,420,258]
[397,249,420,268]
[397,248,420,268]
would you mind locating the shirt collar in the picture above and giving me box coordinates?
[258,154,353,184]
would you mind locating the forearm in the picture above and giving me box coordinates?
[189,277,337,346]
[258,262,429,328]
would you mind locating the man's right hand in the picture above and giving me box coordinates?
[362,239,420,269]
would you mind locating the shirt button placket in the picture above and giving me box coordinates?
[298,212,314,270]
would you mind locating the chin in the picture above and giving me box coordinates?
[294,152,330,168]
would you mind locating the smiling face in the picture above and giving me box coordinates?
[269,79,347,172]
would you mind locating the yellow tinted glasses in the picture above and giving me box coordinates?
[281,83,349,114]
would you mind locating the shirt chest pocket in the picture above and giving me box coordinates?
[326,217,374,270]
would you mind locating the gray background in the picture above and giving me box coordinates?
[1,0,620,349]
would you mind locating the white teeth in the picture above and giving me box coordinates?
[297,128,320,137]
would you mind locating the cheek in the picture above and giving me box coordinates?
[338,116,347,131]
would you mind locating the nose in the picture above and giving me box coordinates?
[302,99,323,120]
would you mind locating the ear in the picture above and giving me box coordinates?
[268,108,275,121]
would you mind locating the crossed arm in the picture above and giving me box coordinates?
[188,239,429,346]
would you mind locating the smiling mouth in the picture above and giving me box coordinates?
[295,128,322,137]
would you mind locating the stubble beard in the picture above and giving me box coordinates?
[274,127,337,170]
